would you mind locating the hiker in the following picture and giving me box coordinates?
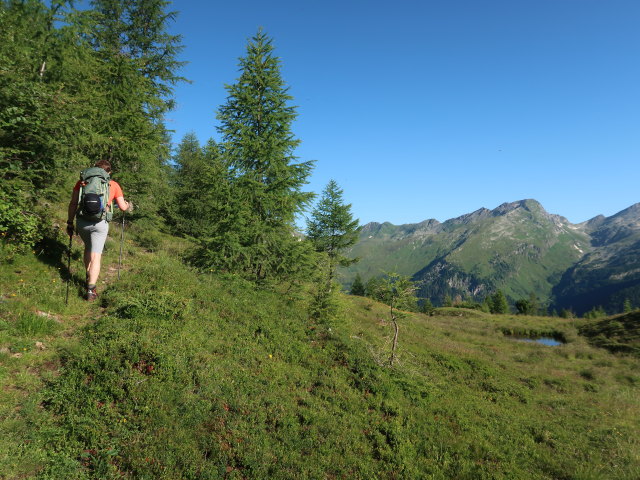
[66,159,132,300]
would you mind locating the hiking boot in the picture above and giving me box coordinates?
[85,286,98,301]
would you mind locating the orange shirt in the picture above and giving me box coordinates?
[73,180,124,207]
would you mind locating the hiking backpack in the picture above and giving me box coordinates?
[76,167,113,222]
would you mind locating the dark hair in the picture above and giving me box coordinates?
[95,159,112,173]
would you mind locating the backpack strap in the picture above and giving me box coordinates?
[107,193,114,221]
[76,182,84,219]
[103,180,113,222]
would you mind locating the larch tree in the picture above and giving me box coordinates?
[84,0,185,217]
[179,136,251,274]
[171,132,208,236]
[306,179,360,288]
[0,0,185,252]
[369,272,418,366]
[0,0,104,252]
[214,30,314,280]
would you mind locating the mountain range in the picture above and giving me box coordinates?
[343,199,640,314]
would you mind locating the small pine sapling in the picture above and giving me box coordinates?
[370,272,418,366]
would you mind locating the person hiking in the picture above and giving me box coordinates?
[66,159,132,300]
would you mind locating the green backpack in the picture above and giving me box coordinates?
[76,167,113,222]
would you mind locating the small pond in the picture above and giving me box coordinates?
[511,336,564,346]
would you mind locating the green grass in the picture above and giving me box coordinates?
[578,311,640,356]
[1,228,639,479]
[344,297,639,478]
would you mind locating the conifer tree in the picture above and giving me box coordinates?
[515,298,533,315]
[443,294,453,307]
[365,276,386,302]
[350,274,366,296]
[213,30,314,279]
[369,273,418,366]
[171,135,236,237]
[490,290,509,314]
[0,0,91,190]
[82,0,185,217]
[89,0,185,116]
[584,306,606,319]
[306,179,360,288]
[171,133,208,236]
[1,0,185,250]
[0,0,102,250]
[421,298,435,315]
[184,138,256,274]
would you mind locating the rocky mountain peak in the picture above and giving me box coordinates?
[491,199,543,216]
[607,203,640,225]
[447,207,492,226]
[590,203,640,246]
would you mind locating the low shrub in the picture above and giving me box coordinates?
[0,192,42,258]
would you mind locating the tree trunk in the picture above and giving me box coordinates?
[389,310,399,366]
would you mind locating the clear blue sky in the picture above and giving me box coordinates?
[165,0,640,226]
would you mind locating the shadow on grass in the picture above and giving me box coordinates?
[36,234,86,291]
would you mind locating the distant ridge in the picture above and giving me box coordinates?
[344,200,640,314]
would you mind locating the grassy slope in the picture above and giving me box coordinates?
[0,229,639,479]
[344,299,639,478]
[578,311,640,356]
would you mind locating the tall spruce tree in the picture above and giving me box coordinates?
[306,179,360,287]
[213,30,314,279]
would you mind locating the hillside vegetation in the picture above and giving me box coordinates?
[1,231,639,479]
[1,2,639,478]
[578,311,640,357]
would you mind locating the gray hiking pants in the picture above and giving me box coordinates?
[77,218,109,254]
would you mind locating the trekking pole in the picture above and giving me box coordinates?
[118,210,125,280]
[65,234,73,305]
